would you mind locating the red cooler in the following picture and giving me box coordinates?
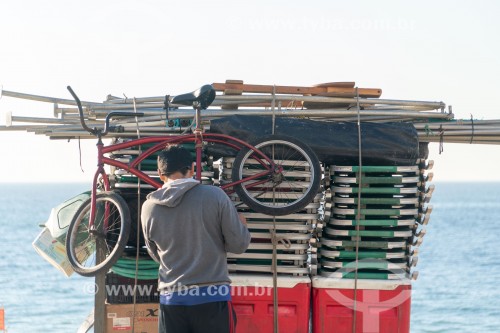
[230,274,311,333]
[312,277,411,333]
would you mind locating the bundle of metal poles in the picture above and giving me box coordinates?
[415,119,500,145]
[2,80,494,144]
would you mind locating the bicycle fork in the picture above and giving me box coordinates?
[89,137,112,235]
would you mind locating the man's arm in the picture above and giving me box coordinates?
[144,237,162,264]
[141,207,162,264]
[239,213,247,226]
[220,195,251,254]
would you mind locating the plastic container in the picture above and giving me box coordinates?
[230,274,310,333]
[32,227,75,276]
[312,277,411,333]
[44,191,91,242]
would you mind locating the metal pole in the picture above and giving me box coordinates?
[419,129,500,135]
[94,247,106,333]
[1,89,100,106]
[215,95,446,109]
[418,135,500,141]
[48,107,454,121]
[101,93,445,110]
[9,115,82,124]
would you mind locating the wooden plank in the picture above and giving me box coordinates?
[221,79,243,110]
[212,82,382,98]
[323,87,382,98]
[314,82,356,88]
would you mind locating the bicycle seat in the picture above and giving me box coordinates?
[171,84,216,109]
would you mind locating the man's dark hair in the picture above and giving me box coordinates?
[157,145,193,176]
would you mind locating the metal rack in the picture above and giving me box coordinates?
[0,81,470,142]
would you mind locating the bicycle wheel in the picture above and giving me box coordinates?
[232,135,321,216]
[65,192,131,277]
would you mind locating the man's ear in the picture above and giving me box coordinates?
[190,162,196,177]
[158,169,167,182]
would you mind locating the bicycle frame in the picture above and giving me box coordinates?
[67,85,280,231]
[87,132,280,229]
[64,85,323,277]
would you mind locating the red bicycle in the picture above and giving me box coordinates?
[65,85,321,276]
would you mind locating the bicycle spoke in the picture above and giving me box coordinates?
[232,136,320,215]
[66,192,131,276]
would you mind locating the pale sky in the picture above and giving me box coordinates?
[1,0,500,182]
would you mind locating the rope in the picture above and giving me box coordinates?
[439,125,444,154]
[111,265,159,280]
[181,116,195,135]
[115,258,159,269]
[271,85,276,135]
[270,87,279,333]
[133,98,141,140]
[470,114,475,144]
[78,136,84,172]
[132,97,142,333]
[423,124,433,137]
[271,224,279,333]
[352,87,363,333]
[111,258,159,279]
[269,94,280,332]
[164,95,170,123]
[270,228,292,333]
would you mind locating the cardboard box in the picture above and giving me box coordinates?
[106,303,159,333]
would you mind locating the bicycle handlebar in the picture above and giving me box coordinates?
[67,86,144,137]
[103,111,145,136]
[67,85,95,135]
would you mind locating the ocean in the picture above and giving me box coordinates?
[0,182,499,332]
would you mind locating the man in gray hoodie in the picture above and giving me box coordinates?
[141,145,251,333]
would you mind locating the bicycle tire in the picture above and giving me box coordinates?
[232,135,321,216]
[65,192,131,277]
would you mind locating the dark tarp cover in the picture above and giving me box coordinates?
[207,115,423,166]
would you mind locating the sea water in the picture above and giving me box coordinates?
[0,182,499,332]
[410,182,500,332]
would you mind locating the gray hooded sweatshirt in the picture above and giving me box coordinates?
[141,178,251,292]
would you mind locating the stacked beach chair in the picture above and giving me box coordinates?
[311,161,434,332]
[219,156,321,276]
[220,156,323,333]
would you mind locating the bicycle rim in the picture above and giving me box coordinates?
[66,193,131,276]
[232,135,321,215]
